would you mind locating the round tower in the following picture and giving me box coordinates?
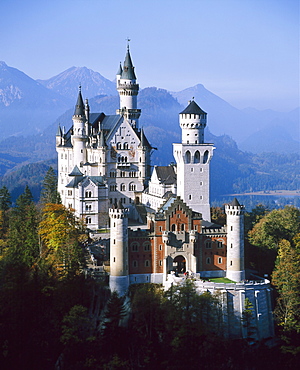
[116,45,141,128]
[225,198,245,282]
[109,201,129,296]
[173,99,214,221]
[179,100,207,144]
[71,87,87,166]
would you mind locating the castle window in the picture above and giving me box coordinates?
[144,242,150,252]
[181,224,185,231]
[217,240,223,248]
[131,242,139,252]
[230,260,232,266]
[205,240,212,249]
[117,142,121,150]
[231,243,233,248]
[68,190,72,196]
[121,184,126,191]
[185,150,191,164]
[85,204,92,211]
[85,217,92,224]
[159,244,162,250]
[65,154,67,159]
[133,260,138,268]
[145,260,150,267]
[110,185,117,192]
[203,150,209,164]
[200,181,203,186]
[85,191,92,198]
[159,260,163,266]
[129,183,136,191]
[206,257,211,264]
[124,142,128,149]
[189,194,192,200]
[231,226,233,231]
[61,154,63,159]
[171,224,176,232]
[194,150,200,163]
[218,257,222,264]
[68,203,72,208]
[191,167,194,172]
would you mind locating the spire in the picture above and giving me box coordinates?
[98,130,106,148]
[139,127,145,148]
[56,124,62,137]
[121,47,136,80]
[116,62,122,76]
[73,86,85,117]
[231,198,241,207]
[180,100,206,115]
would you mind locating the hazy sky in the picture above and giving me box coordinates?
[1,0,299,111]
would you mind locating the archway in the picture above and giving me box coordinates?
[173,255,186,274]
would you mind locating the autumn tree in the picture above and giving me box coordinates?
[39,203,86,278]
[272,235,300,354]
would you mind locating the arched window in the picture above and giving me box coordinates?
[145,260,150,267]
[123,142,128,149]
[205,240,212,249]
[121,183,126,191]
[117,142,122,150]
[171,224,176,232]
[131,242,139,252]
[203,150,209,164]
[133,260,138,267]
[206,257,211,264]
[143,242,150,252]
[85,217,92,224]
[194,150,200,163]
[181,224,185,231]
[185,151,191,163]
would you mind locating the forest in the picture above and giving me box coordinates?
[0,168,299,369]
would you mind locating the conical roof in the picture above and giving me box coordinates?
[231,198,241,207]
[116,62,122,76]
[69,165,84,177]
[121,48,136,80]
[73,87,85,116]
[180,100,206,115]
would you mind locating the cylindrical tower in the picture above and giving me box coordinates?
[225,198,245,282]
[116,46,141,128]
[71,87,87,166]
[179,100,207,144]
[109,201,129,296]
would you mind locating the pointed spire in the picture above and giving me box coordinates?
[121,47,136,80]
[231,198,241,207]
[139,127,145,148]
[73,86,85,117]
[180,100,206,115]
[116,62,122,76]
[56,123,62,137]
[98,130,106,148]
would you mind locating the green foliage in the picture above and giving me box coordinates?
[40,166,61,204]
[242,298,256,344]
[272,235,300,354]
[0,186,11,212]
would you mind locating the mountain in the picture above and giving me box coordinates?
[171,84,299,153]
[37,66,117,101]
[0,61,72,140]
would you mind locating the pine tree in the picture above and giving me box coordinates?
[40,167,61,204]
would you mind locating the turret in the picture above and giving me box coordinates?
[71,87,87,166]
[173,99,214,221]
[85,98,90,136]
[225,198,245,282]
[137,128,147,186]
[97,130,106,176]
[116,45,141,128]
[56,124,63,146]
[109,201,129,296]
[179,100,207,144]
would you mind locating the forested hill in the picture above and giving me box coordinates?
[0,88,298,204]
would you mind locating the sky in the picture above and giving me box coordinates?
[0,0,299,111]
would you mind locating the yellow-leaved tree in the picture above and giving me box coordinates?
[39,204,86,278]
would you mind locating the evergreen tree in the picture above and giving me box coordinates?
[40,167,61,204]
[8,185,39,267]
[0,186,11,212]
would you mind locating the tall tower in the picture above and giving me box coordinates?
[109,201,129,296]
[225,198,245,282]
[116,45,141,128]
[173,100,215,221]
[71,87,87,166]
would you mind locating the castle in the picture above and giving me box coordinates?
[56,46,274,340]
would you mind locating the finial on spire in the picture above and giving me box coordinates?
[79,85,81,92]
[126,37,131,50]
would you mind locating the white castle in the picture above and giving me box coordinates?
[56,46,274,340]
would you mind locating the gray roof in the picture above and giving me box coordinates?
[121,48,137,80]
[69,165,83,176]
[66,175,105,189]
[73,88,85,117]
[180,100,206,115]
[116,62,122,76]
[231,198,241,207]
[155,166,176,185]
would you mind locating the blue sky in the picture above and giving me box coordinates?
[0,0,299,111]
